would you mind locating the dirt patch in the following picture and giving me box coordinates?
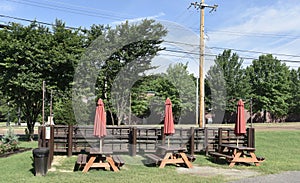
[254,124,300,131]
[206,122,300,132]
[48,155,71,172]
[0,127,38,135]
[177,166,260,181]
[0,147,32,158]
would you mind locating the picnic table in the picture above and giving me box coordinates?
[80,148,122,172]
[209,144,263,167]
[145,146,194,168]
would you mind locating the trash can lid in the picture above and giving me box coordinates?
[33,148,49,157]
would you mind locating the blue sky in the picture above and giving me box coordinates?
[1,0,300,73]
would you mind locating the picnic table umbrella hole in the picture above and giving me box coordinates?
[164,98,175,147]
[93,99,107,152]
[234,99,246,147]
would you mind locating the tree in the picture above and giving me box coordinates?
[0,21,84,140]
[247,54,291,122]
[130,63,196,124]
[288,68,300,115]
[205,50,250,123]
[72,20,167,126]
[163,63,196,123]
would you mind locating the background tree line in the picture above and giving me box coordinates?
[0,19,299,141]
[205,49,300,123]
[0,19,169,140]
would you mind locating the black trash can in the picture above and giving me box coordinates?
[32,148,49,176]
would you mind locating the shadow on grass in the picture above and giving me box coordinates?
[206,156,255,167]
[29,156,35,175]
[206,156,229,166]
[141,159,157,167]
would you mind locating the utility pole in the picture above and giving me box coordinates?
[190,1,217,128]
[50,90,53,117]
[42,81,45,126]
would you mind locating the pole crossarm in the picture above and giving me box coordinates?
[189,2,218,12]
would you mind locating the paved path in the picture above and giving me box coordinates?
[178,166,300,183]
[230,171,300,183]
[177,166,261,181]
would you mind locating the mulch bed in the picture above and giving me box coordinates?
[0,148,32,158]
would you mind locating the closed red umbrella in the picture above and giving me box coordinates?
[234,99,246,146]
[164,98,175,146]
[94,99,106,152]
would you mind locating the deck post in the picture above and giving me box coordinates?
[218,128,223,152]
[204,127,208,155]
[129,127,137,156]
[161,127,165,146]
[48,125,54,168]
[67,125,73,157]
[247,128,255,148]
[189,127,195,155]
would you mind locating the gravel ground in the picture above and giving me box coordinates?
[178,166,300,183]
[177,166,261,182]
[230,171,300,183]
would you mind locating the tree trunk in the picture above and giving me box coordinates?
[109,110,115,125]
[263,110,267,123]
[27,122,35,141]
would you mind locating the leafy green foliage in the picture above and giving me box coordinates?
[52,91,76,125]
[131,63,196,124]
[79,20,168,125]
[247,54,291,121]
[288,68,300,115]
[0,21,85,139]
[205,50,250,122]
[0,127,19,154]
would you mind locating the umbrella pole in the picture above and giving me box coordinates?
[237,137,239,147]
[167,137,170,147]
[100,138,102,153]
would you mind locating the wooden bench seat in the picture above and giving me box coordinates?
[112,155,125,168]
[209,151,233,161]
[75,153,88,171]
[186,154,196,162]
[145,154,163,164]
[173,153,196,162]
[77,154,88,165]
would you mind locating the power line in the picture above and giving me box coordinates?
[1,14,300,65]
[207,46,300,58]
[5,0,132,21]
[206,29,300,39]
[164,40,300,58]
[41,0,133,18]
[163,49,300,63]
[6,0,300,42]
[0,14,78,29]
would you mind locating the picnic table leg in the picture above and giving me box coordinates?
[229,151,242,167]
[106,157,119,172]
[82,156,96,172]
[159,153,172,168]
[179,152,193,168]
[249,152,260,166]
[159,160,166,168]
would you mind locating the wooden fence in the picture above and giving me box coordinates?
[38,125,254,159]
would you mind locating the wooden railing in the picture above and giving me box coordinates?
[38,125,254,158]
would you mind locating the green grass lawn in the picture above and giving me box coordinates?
[0,130,299,183]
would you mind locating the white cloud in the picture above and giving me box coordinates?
[206,1,300,67]
[111,12,165,25]
[0,4,15,12]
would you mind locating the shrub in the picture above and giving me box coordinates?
[0,127,20,154]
